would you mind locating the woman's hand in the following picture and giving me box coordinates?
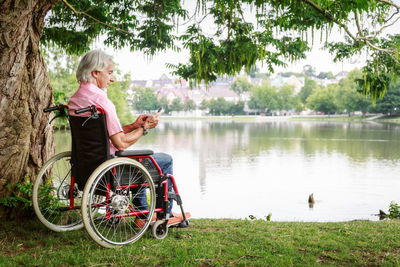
[122,114,148,133]
[144,113,159,129]
[134,114,148,127]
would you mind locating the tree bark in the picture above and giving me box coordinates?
[0,0,57,218]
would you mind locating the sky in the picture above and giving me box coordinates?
[101,2,400,81]
[105,43,362,80]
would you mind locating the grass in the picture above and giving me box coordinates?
[1,218,400,266]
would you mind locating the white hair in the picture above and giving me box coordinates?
[76,50,113,83]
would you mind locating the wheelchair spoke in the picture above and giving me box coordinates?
[33,152,83,232]
[82,158,156,247]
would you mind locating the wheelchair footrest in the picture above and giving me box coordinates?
[172,220,190,228]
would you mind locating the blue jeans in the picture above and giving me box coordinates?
[134,153,174,216]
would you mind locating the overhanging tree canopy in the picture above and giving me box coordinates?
[0,0,399,218]
[45,0,400,96]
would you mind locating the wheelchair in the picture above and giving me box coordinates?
[32,104,189,248]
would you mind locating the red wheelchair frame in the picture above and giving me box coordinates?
[33,104,189,248]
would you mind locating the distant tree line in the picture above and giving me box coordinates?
[131,86,247,116]
[47,50,399,118]
[130,87,197,114]
[231,69,400,116]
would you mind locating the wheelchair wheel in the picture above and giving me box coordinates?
[152,220,168,239]
[32,151,83,232]
[81,157,156,248]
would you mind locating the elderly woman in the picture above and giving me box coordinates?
[68,49,189,225]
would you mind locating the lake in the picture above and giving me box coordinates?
[55,118,400,222]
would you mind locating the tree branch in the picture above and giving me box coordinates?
[82,0,107,14]
[61,0,132,35]
[376,0,400,9]
[300,0,358,41]
[369,14,400,39]
[354,12,394,55]
[301,0,398,63]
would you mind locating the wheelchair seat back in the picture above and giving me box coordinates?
[69,114,110,190]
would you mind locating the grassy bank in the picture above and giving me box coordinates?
[1,219,400,266]
[376,115,400,124]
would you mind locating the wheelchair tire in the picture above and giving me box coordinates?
[32,151,83,232]
[81,157,156,248]
[152,220,168,239]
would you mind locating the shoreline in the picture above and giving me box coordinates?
[157,114,400,124]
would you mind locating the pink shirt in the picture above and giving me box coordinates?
[68,82,123,155]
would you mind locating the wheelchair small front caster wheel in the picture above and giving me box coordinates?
[152,220,168,239]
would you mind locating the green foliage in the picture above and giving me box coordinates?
[299,68,399,116]
[317,71,335,80]
[337,34,400,103]
[44,49,77,128]
[248,82,278,112]
[50,104,70,130]
[39,0,400,99]
[388,202,400,219]
[170,98,183,112]
[280,72,304,78]
[183,99,196,111]
[208,98,227,115]
[159,96,171,113]
[131,87,160,112]
[46,47,79,105]
[303,65,316,78]
[306,86,337,114]
[247,82,299,113]
[229,101,245,115]
[207,98,244,115]
[299,78,318,104]
[107,73,134,125]
[0,176,33,209]
[369,78,400,115]
[230,77,254,97]
[42,0,186,55]
[335,69,371,115]
[254,72,270,79]
[276,84,297,111]
[199,99,209,111]
[171,22,308,86]
[200,68,399,116]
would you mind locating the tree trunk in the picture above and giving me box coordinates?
[0,0,57,218]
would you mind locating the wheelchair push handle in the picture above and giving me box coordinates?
[75,106,95,114]
[43,104,67,113]
[75,105,105,115]
[44,105,68,124]
[75,105,105,126]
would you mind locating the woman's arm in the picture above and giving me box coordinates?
[110,113,159,150]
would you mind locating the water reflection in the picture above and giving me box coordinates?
[55,119,400,221]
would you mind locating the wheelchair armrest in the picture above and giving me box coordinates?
[115,149,154,157]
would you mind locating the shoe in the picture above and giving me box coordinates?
[167,212,191,226]
[134,214,157,228]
